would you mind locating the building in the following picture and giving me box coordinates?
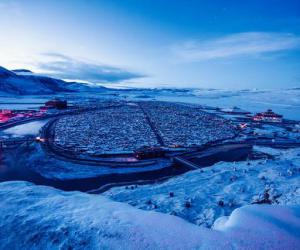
[134,147,165,159]
[253,109,283,123]
[45,98,67,109]
[0,110,13,123]
[39,106,48,113]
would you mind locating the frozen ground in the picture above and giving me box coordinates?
[0,181,299,249]
[104,146,300,227]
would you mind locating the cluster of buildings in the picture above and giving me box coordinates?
[252,109,283,123]
[0,109,45,124]
[53,101,237,156]
[140,102,236,148]
[0,98,68,125]
[53,104,159,155]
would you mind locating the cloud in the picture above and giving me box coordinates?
[171,32,300,62]
[36,53,145,83]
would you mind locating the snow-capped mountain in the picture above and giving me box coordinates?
[0,66,101,95]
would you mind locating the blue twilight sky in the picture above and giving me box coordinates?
[0,0,300,89]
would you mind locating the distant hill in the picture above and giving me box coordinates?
[12,69,34,74]
[0,66,105,95]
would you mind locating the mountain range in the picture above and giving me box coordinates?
[0,66,101,95]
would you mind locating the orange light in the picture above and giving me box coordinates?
[35,137,46,142]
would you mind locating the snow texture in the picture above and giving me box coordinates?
[0,181,299,249]
[105,147,300,227]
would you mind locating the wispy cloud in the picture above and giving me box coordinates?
[36,53,145,83]
[171,32,300,62]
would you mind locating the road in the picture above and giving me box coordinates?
[137,102,165,146]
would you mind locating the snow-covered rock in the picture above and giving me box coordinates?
[0,181,299,249]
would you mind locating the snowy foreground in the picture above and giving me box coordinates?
[0,181,299,249]
[105,147,300,227]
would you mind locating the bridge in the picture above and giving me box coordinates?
[172,143,253,170]
[172,156,201,170]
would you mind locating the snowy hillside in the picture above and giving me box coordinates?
[0,66,99,95]
[0,181,299,249]
[104,147,300,227]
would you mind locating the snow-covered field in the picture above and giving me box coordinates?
[0,181,299,249]
[104,147,300,227]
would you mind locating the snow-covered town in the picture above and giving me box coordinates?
[52,101,236,156]
[53,104,159,154]
[1,90,300,250]
[140,101,236,147]
[1,1,300,249]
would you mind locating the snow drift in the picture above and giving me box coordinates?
[0,181,299,249]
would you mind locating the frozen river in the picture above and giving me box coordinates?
[1,120,49,137]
